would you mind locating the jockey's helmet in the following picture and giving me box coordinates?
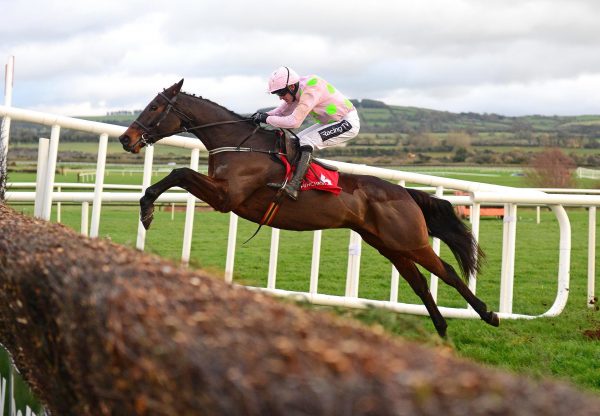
[268,66,300,97]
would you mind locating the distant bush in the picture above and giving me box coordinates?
[452,147,470,163]
[499,150,529,164]
[568,152,600,168]
[526,148,576,188]
[445,131,472,149]
[471,150,502,165]
[583,138,600,149]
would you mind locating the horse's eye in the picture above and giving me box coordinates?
[150,105,158,111]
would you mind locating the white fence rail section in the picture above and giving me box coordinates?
[577,167,600,180]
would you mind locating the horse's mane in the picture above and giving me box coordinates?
[180,91,247,120]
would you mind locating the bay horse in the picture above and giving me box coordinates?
[118,79,499,337]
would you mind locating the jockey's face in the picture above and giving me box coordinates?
[279,92,293,103]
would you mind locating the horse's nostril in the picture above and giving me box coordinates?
[120,135,130,145]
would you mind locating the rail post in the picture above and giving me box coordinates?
[390,179,405,303]
[224,213,239,283]
[589,206,597,308]
[268,228,280,289]
[499,203,518,314]
[41,125,60,221]
[90,133,109,237]
[430,186,443,301]
[345,231,362,297]
[33,137,49,217]
[468,201,481,294]
[1,56,14,161]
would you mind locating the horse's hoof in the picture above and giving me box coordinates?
[141,215,153,230]
[436,326,448,338]
[486,311,500,327]
[140,206,155,230]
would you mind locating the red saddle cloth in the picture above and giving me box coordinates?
[280,156,342,195]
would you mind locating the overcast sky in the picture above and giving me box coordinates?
[2,0,600,117]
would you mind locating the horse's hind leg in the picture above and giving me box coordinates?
[393,256,449,338]
[357,231,448,336]
[410,246,499,327]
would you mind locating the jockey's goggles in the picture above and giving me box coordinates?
[272,88,289,97]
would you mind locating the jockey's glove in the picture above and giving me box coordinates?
[252,112,269,125]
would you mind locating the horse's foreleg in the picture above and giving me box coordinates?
[410,247,499,327]
[393,256,448,338]
[140,168,228,230]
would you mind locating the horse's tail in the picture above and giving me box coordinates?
[406,188,484,278]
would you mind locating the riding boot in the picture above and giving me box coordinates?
[268,146,312,200]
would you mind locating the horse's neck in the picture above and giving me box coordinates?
[183,96,259,150]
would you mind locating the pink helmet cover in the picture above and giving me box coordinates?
[268,66,300,93]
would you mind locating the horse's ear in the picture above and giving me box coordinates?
[166,79,184,97]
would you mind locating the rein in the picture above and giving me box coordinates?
[132,91,256,148]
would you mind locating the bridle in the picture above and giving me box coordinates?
[129,91,255,150]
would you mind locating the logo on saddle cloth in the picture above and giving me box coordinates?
[319,174,332,186]
[299,163,341,195]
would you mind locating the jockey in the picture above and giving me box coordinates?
[252,66,360,200]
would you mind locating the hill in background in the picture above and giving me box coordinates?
[7,99,600,167]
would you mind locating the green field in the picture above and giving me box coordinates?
[2,166,600,411]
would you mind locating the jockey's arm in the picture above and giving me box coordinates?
[266,90,319,129]
[266,102,289,117]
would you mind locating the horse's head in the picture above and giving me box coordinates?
[119,79,185,153]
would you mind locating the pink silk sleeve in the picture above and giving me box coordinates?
[266,90,320,129]
[267,102,290,117]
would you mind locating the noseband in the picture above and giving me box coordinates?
[131,92,190,148]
